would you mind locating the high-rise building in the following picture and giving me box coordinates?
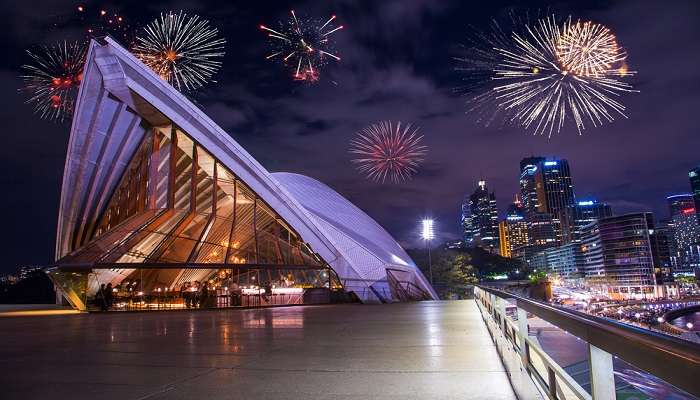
[666,194,700,274]
[569,199,613,242]
[579,221,604,278]
[598,213,657,298]
[462,180,500,253]
[650,221,674,283]
[539,159,576,243]
[519,157,545,219]
[518,157,576,246]
[499,198,529,258]
[689,167,700,224]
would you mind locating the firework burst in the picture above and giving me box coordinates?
[133,11,226,92]
[20,41,87,122]
[456,14,636,137]
[349,121,427,184]
[260,10,343,82]
[557,20,627,78]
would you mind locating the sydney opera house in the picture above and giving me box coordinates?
[49,37,437,311]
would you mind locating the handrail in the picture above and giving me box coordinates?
[477,284,700,397]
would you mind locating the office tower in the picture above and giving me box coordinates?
[499,199,529,258]
[579,221,604,278]
[519,157,576,246]
[569,199,613,242]
[690,167,700,224]
[666,194,700,273]
[650,221,674,283]
[462,180,500,254]
[598,213,657,298]
[519,157,545,218]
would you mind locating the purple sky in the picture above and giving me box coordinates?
[1,0,699,273]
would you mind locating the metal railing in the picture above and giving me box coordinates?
[474,285,700,400]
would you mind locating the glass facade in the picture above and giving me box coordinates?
[598,213,656,289]
[51,122,340,310]
[462,180,500,254]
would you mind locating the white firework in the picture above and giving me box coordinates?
[133,11,226,92]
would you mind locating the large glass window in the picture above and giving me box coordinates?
[62,122,326,271]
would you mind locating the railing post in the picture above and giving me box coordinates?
[588,344,616,400]
[516,305,529,366]
[491,294,501,326]
[548,367,557,399]
[496,296,507,330]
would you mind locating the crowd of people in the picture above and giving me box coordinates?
[93,277,288,311]
[179,281,219,308]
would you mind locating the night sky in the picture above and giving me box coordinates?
[2,0,699,274]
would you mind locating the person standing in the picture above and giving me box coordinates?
[105,283,114,310]
[96,284,107,312]
[199,282,209,308]
[182,282,191,308]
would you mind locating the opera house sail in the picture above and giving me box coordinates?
[49,37,437,311]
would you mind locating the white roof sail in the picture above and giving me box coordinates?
[56,37,437,302]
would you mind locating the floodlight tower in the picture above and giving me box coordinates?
[421,219,435,285]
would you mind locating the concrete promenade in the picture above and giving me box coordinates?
[0,300,515,400]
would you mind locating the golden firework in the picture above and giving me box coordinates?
[557,20,626,77]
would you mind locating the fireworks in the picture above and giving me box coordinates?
[260,10,343,82]
[133,11,226,92]
[349,121,427,184]
[74,5,131,41]
[456,15,636,136]
[557,20,626,77]
[20,41,87,122]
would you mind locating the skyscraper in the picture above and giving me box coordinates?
[462,180,500,254]
[518,157,575,249]
[538,159,576,243]
[598,213,657,298]
[569,199,613,242]
[650,221,674,283]
[499,198,529,258]
[689,167,700,224]
[519,156,545,219]
[666,194,700,274]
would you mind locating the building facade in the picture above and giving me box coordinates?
[49,38,437,310]
[569,199,613,242]
[462,180,500,254]
[666,194,700,274]
[518,157,575,255]
[499,200,529,258]
[689,167,700,225]
[597,213,657,298]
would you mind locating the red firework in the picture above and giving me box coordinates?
[349,121,428,184]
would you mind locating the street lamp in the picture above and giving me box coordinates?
[421,219,435,284]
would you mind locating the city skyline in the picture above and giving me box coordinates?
[2,0,700,274]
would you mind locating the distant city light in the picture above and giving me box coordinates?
[687,322,694,329]
[578,200,595,206]
[544,161,558,166]
[421,219,435,241]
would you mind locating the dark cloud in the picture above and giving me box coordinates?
[1,0,699,273]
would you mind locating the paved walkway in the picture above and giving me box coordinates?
[0,300,515,400]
